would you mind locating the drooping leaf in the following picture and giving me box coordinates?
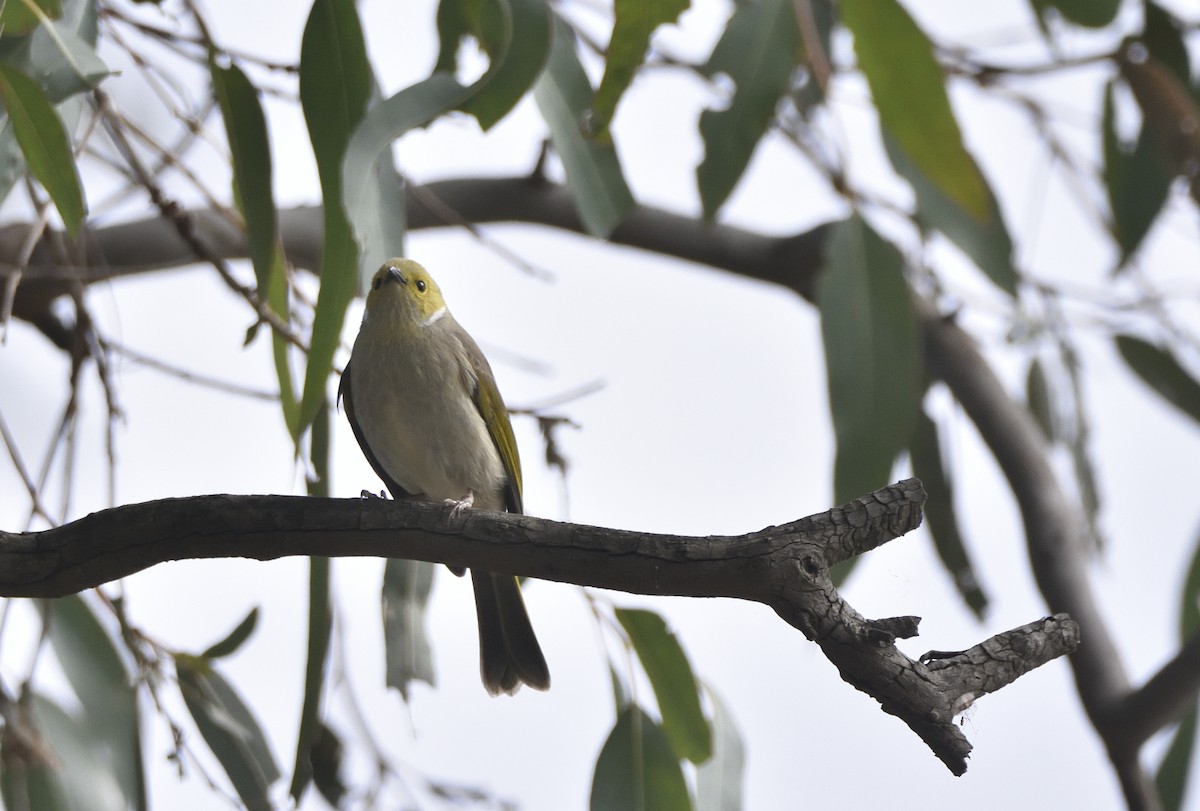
[1026,357,1057,442]
[1102,81,1172,264]
[298,0,373,434]
[1141,2,1190,85]
[694,687,744,811]
[1,0,62,36]
[1032,0,1121,28]
[819,215,921,507]
[842,0,989,221]
[590,706,691,811]
[884,134,1016,295]
[1,693,125,811]
[1155,522,1200,809]
[534,16,635,237]
[200,606,260,660]
[342,72,472,289]
[444,0,553,130]
[615,608,712,763]
[177,657,280,811]
[0,61,86,234]
[1119,52,1200,188]
[590,0,689,138]
[697,0,797,218]
[0,13,110,102]
[383,558,437,699]
[45,595,146,811]
[1116,335,1200,426]
[290,405,333,803]
[910,410,988,618]
[309,722,347,809]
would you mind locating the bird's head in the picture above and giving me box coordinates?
[364,258,448,331]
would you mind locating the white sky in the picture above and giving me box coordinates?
[4,1,1200,809]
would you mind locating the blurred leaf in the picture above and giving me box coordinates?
[590,0,689,138]
[615,608,712,763]
[309,722,347,809]
[0,11,109,103]
[819,215,921,506]
[0,61,85,234]
[1,0,62,36]
[910,410,988,618]
[342,72,471,289]
[1120,53,1200,186]
[534,16,634,237]
[449,0,552,130]
[290,556,331,803]
[590,706,691,811]
[842,0,989,221]
[383,558,437,699]
[1102,81,1172,264]
[788,0,833,117]
[0,121,24,206]
[697,0,797,218]
[1141,2,1190,84]
[201,606,260,660]
[1026,357,1057,442]
[1116,335,1200,426]
[1,693,125,811]
[46,595,145,811]
[1156,706,1196,811]
[177,658,280,811]
[298,0,373,434]
[694,687,744,811]
[884,134,1016,295]
[1032,0,1120,28]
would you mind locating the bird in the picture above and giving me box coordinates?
[339,257,550,695]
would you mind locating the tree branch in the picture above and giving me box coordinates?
[0,478,1077,775]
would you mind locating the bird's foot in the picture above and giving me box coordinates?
[360,489,389,500]
[442,490,475,524]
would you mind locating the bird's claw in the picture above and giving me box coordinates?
[442,490,475,524]
[360,489,388,500]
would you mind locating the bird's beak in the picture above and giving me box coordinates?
[386,266,405,286]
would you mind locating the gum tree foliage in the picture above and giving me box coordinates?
[0,0,1198,810]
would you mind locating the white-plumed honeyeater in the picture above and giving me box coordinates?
[340,258,550,696]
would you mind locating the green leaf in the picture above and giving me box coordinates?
[177,658,280,811]
[1102,82,1172,264]
[694,688,744,811]
[0,14,110,102]
[819,215,921,506]
[615,608,711,763]
[1116,335,1200,426]
[1,0,62,36]
[1120,53,1200,185]
[534,16,635,237]
[1142,2,1191,85]
[457,0,553,130]
[910,410,988,618]
[1156,706,1196,811]
[884,134,1016,295]
[590,706,692,811]
[590,0,689,138]
[1026,357,1057,442]
[342,72,472,289]
[298,0,373,433]
[383,558,437,699]
[1,693,125,811]
[1033,0,1120,28]
[45,595,146,811]
[200,606,260,660]
[0,61,85,234]
[842,0,989,221]
[696,0,797,218]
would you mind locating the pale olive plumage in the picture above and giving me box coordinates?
[340,258,549,695]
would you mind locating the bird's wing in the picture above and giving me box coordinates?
[459,334,524,515]
[339,360,414,500]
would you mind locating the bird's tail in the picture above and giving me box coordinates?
[471,570,550,696]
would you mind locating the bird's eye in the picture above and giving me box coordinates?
[416,279,427,293]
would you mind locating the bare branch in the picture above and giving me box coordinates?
[0,478,1077,775]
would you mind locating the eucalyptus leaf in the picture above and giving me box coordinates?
[590,0,689,138]
[615,608,712,763]
[383,557,437,699]
[1116,335,1200,426]
[590,706,691,811]
[177,658,280,811]
[696,0,797,218]
[695,687,745,811]
[1032,0,1120,28]
[819,215,921,507]
[298,0,373,433]
[200,606,260,660]
[534,15,634,237]
[1102,82,1172,265]
[842,0,989,221]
